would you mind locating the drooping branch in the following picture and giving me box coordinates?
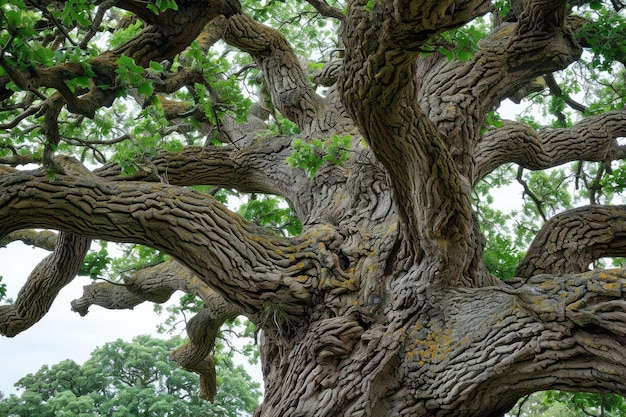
[474,110,626,183]
[516,205,626,279]
[70,259,241,401]
[70,259,226,315]
[170,300,239,401]
[0,229,58,251]
[0,166,339,317]
[0,232,90,337]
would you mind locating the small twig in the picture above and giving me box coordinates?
[0,104,44,129]
[516,166,548,222]
[544,73,588,114]
[80,0,116,49]
[24,0,77,47]
[514,394,532,417]
[304,0,345,20]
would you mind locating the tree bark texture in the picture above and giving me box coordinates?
[2,0,626,416]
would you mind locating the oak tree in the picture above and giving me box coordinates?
[0,335,260,417]
[1,0,626,416]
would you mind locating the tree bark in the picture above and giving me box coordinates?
[2,0,626,416]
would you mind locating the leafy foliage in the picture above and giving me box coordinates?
[0,276,6,301]
[473,166,525,279]
[0,335,261,417]
[508,391,626,417]
[79,242,112,280]
[238,194,302,236]
[578,8,626,72]
[286,134,351,177]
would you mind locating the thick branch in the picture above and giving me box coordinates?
[516,205,626,279]
[0,168,336,316]
[223,14,344,136]
[112,0,241,66]
[340,0,491,286]
[94,139,300,197]
[0,229,58,251]
[70,258,240,401]
[399,269,626,415]
[170,302,239,401]
[0,232,90,337]
[474,110,626,183]
[418,15,582,177]
[71,259,226,315]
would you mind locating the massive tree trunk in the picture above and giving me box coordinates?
[2,0,626,416]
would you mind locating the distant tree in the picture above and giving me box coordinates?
[507,391,626,417]
[0,335,260,417]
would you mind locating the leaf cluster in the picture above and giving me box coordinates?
[509,390,626,417]
[286,134,351,177]
[238,194,302,236]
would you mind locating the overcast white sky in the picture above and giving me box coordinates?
[0,241,173,395]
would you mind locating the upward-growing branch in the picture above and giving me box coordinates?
[418,12,582,177]
[339,0,492,286]
[223,14,345,136]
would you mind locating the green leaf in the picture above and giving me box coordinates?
[137,82,154,97]
[149,61,163,72]
[589,1,603,10]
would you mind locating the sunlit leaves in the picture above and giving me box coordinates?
[286,134,352,177]
[578,8,626,72]
[146,0,178,15]
[79,241,112,279]
[0,277,6,302]
[473,165,525,280]
[58,0,95,27]
[0,1,51,70]
[108,19,143,48]
[112,103,170,175]
[543,390,626,417]
[184,45,253,125]
[601,161,626,194]
[238,194,302,236]
[242,0,340,58]
[110,245,169,279]
[115,55,156,98]
[421,17,488,62]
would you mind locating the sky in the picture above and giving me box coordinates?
[0,241,262,396]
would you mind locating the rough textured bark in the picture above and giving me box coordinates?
[2,0,626,416]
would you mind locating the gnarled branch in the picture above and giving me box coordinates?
[474,110,626,184]
[0,232,90,337]
[0,168,340,317]
[223,13,345,136]
[516,205,626,279]
[340,0,492,286]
